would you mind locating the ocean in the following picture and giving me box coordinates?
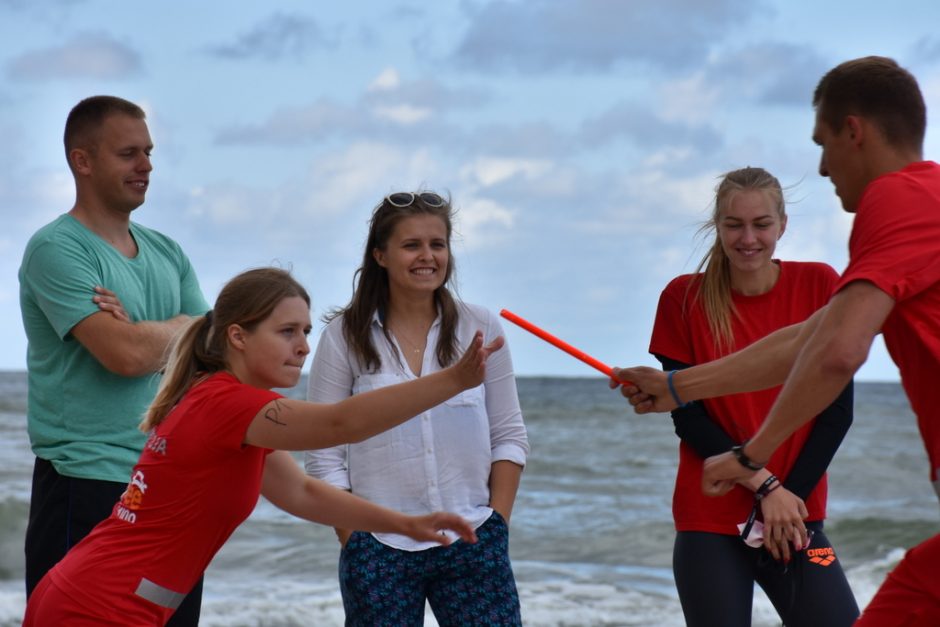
[1,372,937,626]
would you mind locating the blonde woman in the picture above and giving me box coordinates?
[649,167,858,626]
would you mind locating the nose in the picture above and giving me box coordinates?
[818,153,828,178]
[298,335,310,356]
[138,152,153,173]
[740,225,758,243]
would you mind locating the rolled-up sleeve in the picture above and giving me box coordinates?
[304,321,355,489]
[480,310,529,467]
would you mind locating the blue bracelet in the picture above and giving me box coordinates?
[667,370,691,408]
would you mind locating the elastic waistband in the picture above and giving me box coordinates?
[134,578,185,609]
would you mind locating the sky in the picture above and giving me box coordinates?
[2,0,940,381]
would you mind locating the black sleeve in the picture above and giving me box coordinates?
[779,380,854,500]
[654,353,736,459]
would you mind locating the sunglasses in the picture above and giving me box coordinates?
[385,192,445,208]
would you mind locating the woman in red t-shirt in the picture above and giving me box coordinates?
[649,167,858,626]
[23,267,500,627]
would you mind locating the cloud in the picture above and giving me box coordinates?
[5,32,142,81]
[911,36,940,63]
[215,99,369,144]
[459,157,553,186]
[705,43,830,106]
[581,101,723,152]
[363,67,488,110]
[215,69,485,145]
[451,0,766,73]
[205,12,333,61]
[460,122,574,158]
[0,0,82,11]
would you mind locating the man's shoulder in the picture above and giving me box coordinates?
[129,221,183,249]
[21,214,94,269]
[25,214,77,248]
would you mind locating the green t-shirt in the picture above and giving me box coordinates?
[19,214,208,482]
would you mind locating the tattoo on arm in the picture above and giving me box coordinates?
[264,399,288,427]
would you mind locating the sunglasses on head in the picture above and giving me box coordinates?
[385,191,445,208]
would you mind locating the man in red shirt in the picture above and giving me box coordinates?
[616,56,940,626]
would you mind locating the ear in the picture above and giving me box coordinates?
[372,247,387,268]
[70,148,92,175]
[778,214,788,239]
[845,115,865,146]
[226,324,248,351]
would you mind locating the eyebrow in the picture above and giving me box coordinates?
[722,215,775,222]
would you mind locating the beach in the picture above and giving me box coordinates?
[0,372,936,626]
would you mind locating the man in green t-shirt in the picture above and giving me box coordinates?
[18,96,209,625]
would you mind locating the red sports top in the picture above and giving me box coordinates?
[835,161,940,482]
[651,261,838,534]
[47,372,280,624]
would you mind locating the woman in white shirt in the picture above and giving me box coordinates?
[306,191,529,626]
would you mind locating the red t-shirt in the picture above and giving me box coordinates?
[48,372,281,624]
[834,161,940,482]
[651,261,838,534]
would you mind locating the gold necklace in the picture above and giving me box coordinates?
[395,331,426,355]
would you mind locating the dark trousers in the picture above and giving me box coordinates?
[673,522,859,627]
[25,457,203,626]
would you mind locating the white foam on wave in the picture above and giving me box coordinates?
[0,547,909,627]
[0,581,25,627]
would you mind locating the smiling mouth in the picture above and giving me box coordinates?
[411,268,436,275]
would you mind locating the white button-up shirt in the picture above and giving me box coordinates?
[305,303,529,550]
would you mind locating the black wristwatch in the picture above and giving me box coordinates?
[730,443,765,471]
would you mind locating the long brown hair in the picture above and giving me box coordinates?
[326,192,459,372]
[690,167,785,353]
[141,267,310,431]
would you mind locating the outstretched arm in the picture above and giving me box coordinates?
[262,451,476,545]
[613,307,828,414]
[245,333,504,450]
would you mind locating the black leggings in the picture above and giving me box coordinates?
[25,457,203,626]
[673,523,859,627]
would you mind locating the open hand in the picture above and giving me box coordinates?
[453,331,504,390]
[403,512,478,546]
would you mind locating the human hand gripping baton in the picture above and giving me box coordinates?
[499,309,632,385]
